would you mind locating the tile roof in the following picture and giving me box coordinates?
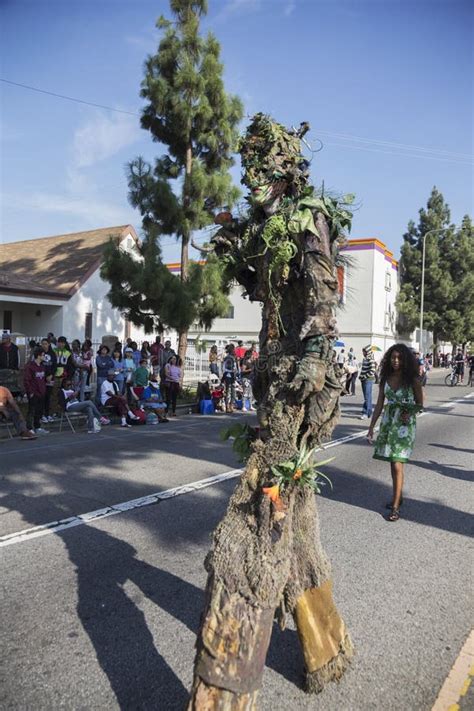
[0,225,137,298]
[0,271,68,299]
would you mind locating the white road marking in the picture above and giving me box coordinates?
[1,428,375,548]
[1,391,472,548]
[0,468,243,548]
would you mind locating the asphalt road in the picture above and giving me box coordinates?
[0,371,472,710]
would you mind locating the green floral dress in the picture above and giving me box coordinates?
[373,383,419,463]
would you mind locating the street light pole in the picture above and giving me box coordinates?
[419,228,446,355]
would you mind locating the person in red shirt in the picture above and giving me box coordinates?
[234,340,247,365]
[23,346,48,434]
[150,336,164,368]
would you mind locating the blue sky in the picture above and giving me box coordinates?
[1,0,472,262]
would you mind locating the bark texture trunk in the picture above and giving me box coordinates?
[189,116,353,707]
[177,144,193,368]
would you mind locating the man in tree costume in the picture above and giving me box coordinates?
[189,114,354,709]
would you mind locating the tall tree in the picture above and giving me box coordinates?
[101,0,243,360]
[188,114,354,708]
[439,214,474,346]
[396,187,457,348]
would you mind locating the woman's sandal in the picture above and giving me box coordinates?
[387,507,400,522]
[385,496,403,509]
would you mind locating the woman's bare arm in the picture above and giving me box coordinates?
[367,383,386,441]
[413,379,424,408]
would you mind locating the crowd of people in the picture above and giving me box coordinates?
[0,330,472,444]
[332,344,473,419]
[205,340,258,413]
[0,333,183,439]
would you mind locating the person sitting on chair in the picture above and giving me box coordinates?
[0,385,36,439]
[59,378,110,434]
[100,370,140,428]
[137,376,169,422]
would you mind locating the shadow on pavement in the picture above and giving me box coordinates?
[0,418,241,532]
[322,466,474,538]
[1,370,471,707]
[428,443,474,455]
[409,459,474,482]
[2,487,305,707]
[67,524,190,710]
[0,412,369,535]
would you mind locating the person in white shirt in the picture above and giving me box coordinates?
[164,356,182,416]
[60,378,110,434]
[101,370,140,428]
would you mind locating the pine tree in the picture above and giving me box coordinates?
[397,187,457,348]
[440,214,474,346]
[101,0,243,360]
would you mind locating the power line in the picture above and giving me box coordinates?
[323,141,473,166]
[2,77,472,164]
[0,78,139,116]
[318,129,472,161]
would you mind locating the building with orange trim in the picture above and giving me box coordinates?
[185,237,399,360]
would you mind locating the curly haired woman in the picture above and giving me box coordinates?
[367,344,424,521]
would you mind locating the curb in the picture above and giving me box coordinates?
[432,631,474,711]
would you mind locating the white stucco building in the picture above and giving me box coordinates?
[186,237,399,362]
[0,225,146,347]
[336,238,398,357]
[165,261,261,348]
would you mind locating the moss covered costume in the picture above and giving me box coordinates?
[373,383,419,463]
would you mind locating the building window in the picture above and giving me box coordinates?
[85,312,93,340]
[222,305,235,319]
[385,271,392,290]
[3,310,12,332]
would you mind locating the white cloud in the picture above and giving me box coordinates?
[34,193,133,226]
[213,0,261,23]
[284,2,296,17]
[1,109,141,241]
[72,111,140,169]
[6,190,134,228]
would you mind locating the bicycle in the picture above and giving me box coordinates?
[444,366,461,387]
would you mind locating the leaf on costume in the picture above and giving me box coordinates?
[313,469,333,489]
[276,461,295,471]
[313,456,335,468]
[262,484,285,511]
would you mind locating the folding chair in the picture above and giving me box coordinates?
[58,392,84,434]
[0,417,14,440]
[59,408,82,433]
